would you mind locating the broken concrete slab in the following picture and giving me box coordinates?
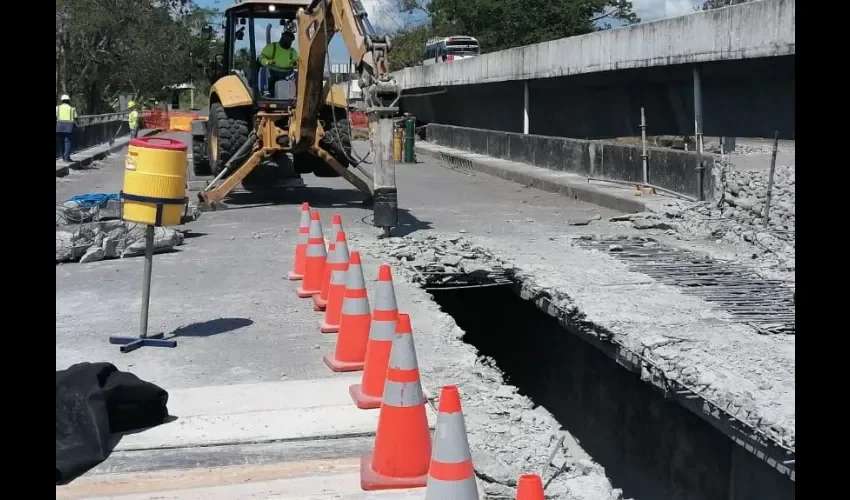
[56,221,186,264]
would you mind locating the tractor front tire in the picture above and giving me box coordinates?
[191,135,211,177]
[207,102,251,177]
[312,118,352,178]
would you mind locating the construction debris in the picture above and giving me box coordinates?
[56,221,185,264]
[575,235,795,335]
[353,234,621,499]
[357,229,794,477]
[610,163,797,278]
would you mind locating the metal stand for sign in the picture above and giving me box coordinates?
[108,225,177,353]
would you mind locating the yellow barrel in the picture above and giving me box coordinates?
[392,127,404,162]
[122,137,188,226]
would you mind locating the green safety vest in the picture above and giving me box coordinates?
[260,43,298,69]
[56,103,77,122]
[128,110,139,130]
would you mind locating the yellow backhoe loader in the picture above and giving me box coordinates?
[190,0,400,234]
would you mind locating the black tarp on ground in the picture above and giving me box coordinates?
[56,362,170,485]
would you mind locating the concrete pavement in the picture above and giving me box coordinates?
[56,131,793,498]
[56,132,622,498]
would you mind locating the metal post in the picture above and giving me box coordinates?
[693,66,705,201]
[763,130,780,228]
[139,225,154,338]
[523,81,530,135]
[640,107,649,185]
[109,224,177,353]
[693,66,704,154]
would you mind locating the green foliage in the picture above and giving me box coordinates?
[388,26,431,70]
[56,0,221,113]
[701,0,754,10]
[386,0,639,70]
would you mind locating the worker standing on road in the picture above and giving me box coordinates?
[56,94,78,163]
[128,100,140,139]
[259,31,299,97]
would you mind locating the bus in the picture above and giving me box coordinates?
[424,36,480,65]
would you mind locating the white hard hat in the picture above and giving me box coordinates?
[60,94,70,101]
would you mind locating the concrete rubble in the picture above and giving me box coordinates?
[56,201,203,264]
[355,228,794,498]
[354,233,626,500]
[342,234,623,500]
[56,221,186,264]
[633,162,795,280]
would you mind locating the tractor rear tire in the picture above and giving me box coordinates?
[208,102,251,177]
[312,118,352,178]
[192,135,211,177]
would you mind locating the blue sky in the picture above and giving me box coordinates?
[195,0,703,65]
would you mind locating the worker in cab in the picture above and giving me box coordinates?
[56,94,78,163]
[259,31,299,97]
[128,100,140,139]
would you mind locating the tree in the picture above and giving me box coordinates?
[56,0,219,113]
[701,0,755,9]
[428,0,639,53]
[382,0,640,70]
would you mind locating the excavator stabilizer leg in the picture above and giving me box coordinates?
[198,148,265,209]
[312,146,374,201]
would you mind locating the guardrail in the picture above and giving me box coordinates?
[56,112,130,159]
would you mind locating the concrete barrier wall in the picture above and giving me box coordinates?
[403,55,795,140]
[393,0,795,89]
[427,124,714,200]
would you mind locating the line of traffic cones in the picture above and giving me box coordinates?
[286,204,549,498]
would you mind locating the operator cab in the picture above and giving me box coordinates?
[224,1,309,110]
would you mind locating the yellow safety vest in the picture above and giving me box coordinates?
[56,103,77,122]
[128,110,139,130]
[260,43,298,69]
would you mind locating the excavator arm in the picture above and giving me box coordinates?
[293,0,400,234]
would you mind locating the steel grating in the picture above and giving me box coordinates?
[575,236,795,335]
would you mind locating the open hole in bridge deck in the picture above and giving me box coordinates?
[425,280,794,500]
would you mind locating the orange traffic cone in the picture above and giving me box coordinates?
[323,251,371,371]
[287,202,310,280]
[360,313,431,490]
[349,264,398,409]
[516,474,545,500]
[425,386,478,499]
[296,210,327,298]
[314,215,343,309]
[320,231,350,333]
[327,214,343,246]
[313,238,336,311]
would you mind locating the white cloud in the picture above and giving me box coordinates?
[631,0,702,21]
